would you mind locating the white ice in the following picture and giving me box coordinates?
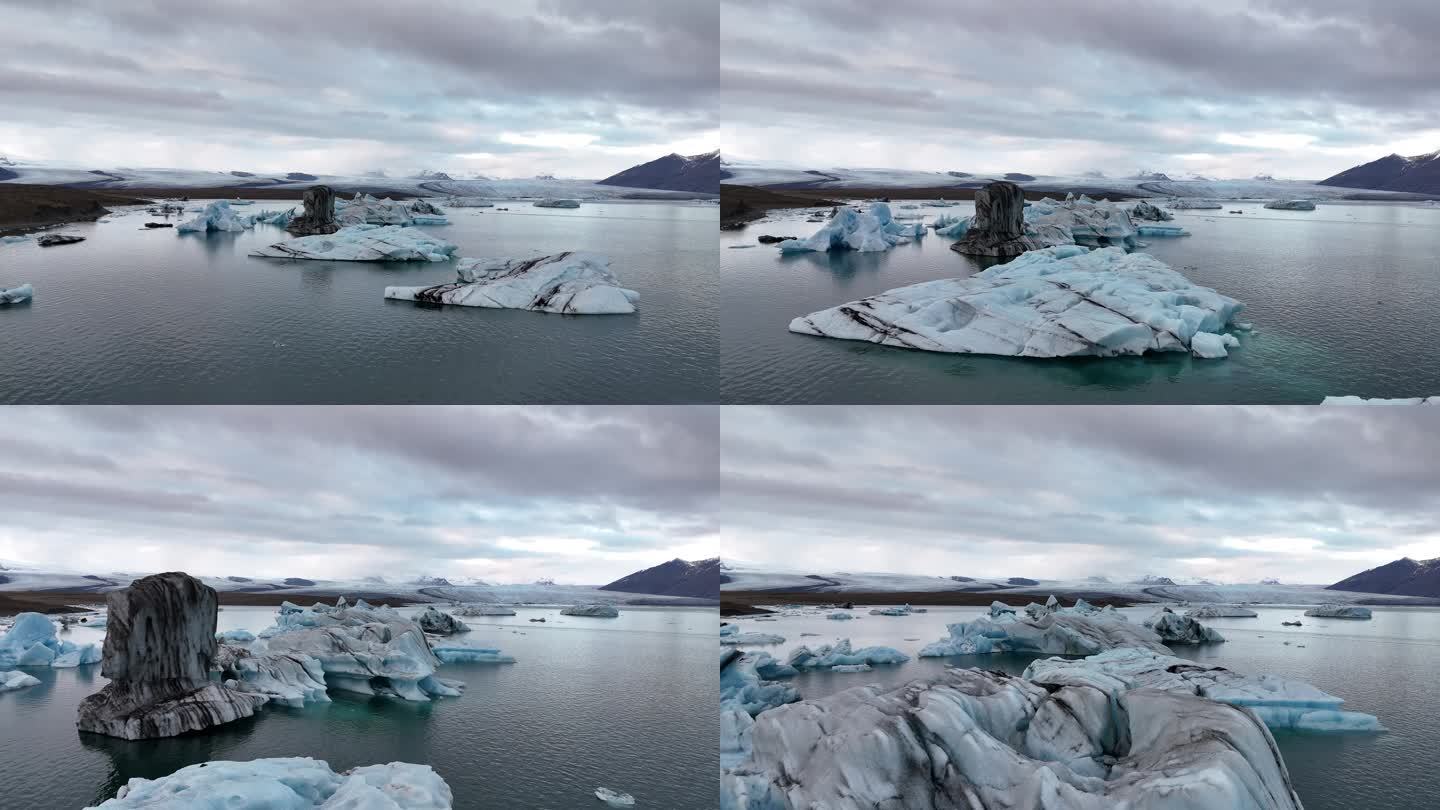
[218,629,257,643]
[1304,604,1372,619]
[1187,605,1259,618]
[790,245,1246,359]
[1142,607,1226,644]
[219,647,331,707]
[451,605,516,616]
[384,252,638,315]
[919,601,1170,657]
[429,643,516,664]
[777,203,920,253]
[594,787,636,807]
[0,612,101,668]
[1,283,33,304]
[87,757,452,809]
[177,201,252,233]
[1322,395,1439,404]
[825,612,853,621]
[1,669,41,691]
[786,638,910,669]
[250,225,458,262]
[559,604,620,618]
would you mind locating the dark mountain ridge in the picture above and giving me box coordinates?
[600,557,720,598]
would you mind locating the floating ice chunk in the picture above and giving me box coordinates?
[869,605,911,616]
[1142,607,1225,644]
[830,663,871,672]
[1170,198,1222,209]
[919,609,1169,658]
[1,283,33,304]
[410,214,450,226]
[1264,199,1316,210]
[1187,605,1259,618]
[930,212,970,236]
[86,757,453,809]
[50,643,102,668]
[452,604,517,616]
[444,197,494,208]
[1,234,29,243]
[430,643,516,664]
[778,203,917,253]
[217,647,331,707]
[1322,395,1440,404]
[1190,331,1241,358]
[989,601,1016,618]
[218,629,257,644]
[560,604,620,618]
[177,200,252,233]
[1,669,42,691]
[826,612,853,620]
[786,638,909,669]
[1304,604,1372,619]
[534,199,581,208]
[0,613,66,668]
[594,787,635,807]
[334,193,424,226]
[250,225,458,262]
[251,208,295,227]
[1023,195,1138,249]
[1025,647,1382,734]
[720,629,786,646]
[417,608,468,636]
[1129,201,1174,221]
[791,246,1246,359]
[720,649,800,770]
[1135,224,1189,237]
[384,252,638,315]
[723,661,1305,810]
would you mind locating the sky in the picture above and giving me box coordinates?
[0,0,717,178]
[0,406,718,585]
[720,406,1440,585]
[721,0,1440,180]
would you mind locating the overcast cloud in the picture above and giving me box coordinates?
[720,406,1440,585]
[0,406,718,584]
[0,0,717,177]
[721,0,1440,179]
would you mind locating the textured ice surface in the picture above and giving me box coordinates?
[1129,201,1174,221]
[594,787,636,807]
[1,283,34,304]
[217,646,330,707]
[416,608,468,636]
[1187,605,1259,618]
[252,208,295,227]
[826,612,854,620]
[1,669,41,691]
[1170,199,1223,209]
[384,252,638,315]
[218,629,257,644]
[533,198,581,208]
[0,612,100,668]
[786,638,910,669]
[250,225,458,262]
[778,203,920,253]
[444,196,494,208]
[560,604,620,618]
[177,201,252,233]
[451,604,516,616]
[87,757,453,809]
[1322,395,1440,404]
[791,245,1245,358]
[1304,604,1372,619]
[51,643,102,667]
[722,662,1304,810]
[1142,607,1226,644]
[720,649,800,770]
[1264,199,1316,210]
[430,643,516,665]
[920,603,1169,657]
[720,630,786,645]
[1022,195,1138,249]
[1025,648,1382,734]
[1136,224,1190,237]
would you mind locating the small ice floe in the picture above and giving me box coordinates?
[787,639,909,669]
[250,225,458,262]
[1170,198,1222,209]
[1264,199,1316,210]
[430,643,516,665]
[37,233,85,246]
[384,252,638,315]
[88,758,453,809]
[1,234,30,243]
[216,629,256,644]
[830,663,871,673]
[1,670,41,692]
[869,605,912,616]
[534,198,581,208]
[791,245,1246,359]
[177,201,251,233]
[445,196,494,208]
[1,283,34,304]
[594,786,635,806]
[560,604,620,618]
[826,612,854,621]
[1304,604,1372,619]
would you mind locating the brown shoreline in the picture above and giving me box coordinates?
[0,184,154,236]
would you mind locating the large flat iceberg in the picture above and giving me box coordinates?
[919,608,1170,657]
[560,604,620,618]
[86,757,452,809]
[384,252,638,314]
[1304,604,1372,619]
[250,225,458,262]
[778,203,922,253]
[790,245,1246,358]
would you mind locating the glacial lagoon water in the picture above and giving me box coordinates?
[720,200,1440,403]
[727,604,1440,809]
[0,200,717,403]
[0,605,717,809]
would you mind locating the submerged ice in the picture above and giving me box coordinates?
[790,245,1246,359]
[384,252,638,315]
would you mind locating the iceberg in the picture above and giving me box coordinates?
[1264,199,1316,210]
[444,196,495,208]
[791,245,1246,359]
[0,612,100,668]
[1135,224,1189,237]
[559,604,620,618]
[430,643,516,665]
[722,662,1304,810]
[919,608,1169,657]
[1,669,41,692]
[533,198,581,208]
[1170,199,1222,209]
[786,638,909,669]
[216,646,331,707]
[50,643,102,667]
[452,604,517,616]
[1142,607,1225,644]
[416,608,468,636]
[720,649,800,770]
[1322,395,1440,405]
[869,604,912,616]
[777,203,919,253]
[217,628,257,644]
[384,252,638,315]
[177,200,252,233]
[250,225,458,262]
[1129,201,1174,221]
[251,208,295,227]
[86,757,453,809]
[1304,604,1372,619]
[720,631,786,646]
[595,787,636,807]
[1025,648,1382,734]
[1,283,34,304]
[1,234,29,243]
[930,212,970,236]
[825,612,853,620]
[1023,194,1139,250]
[334,193,437,226]
[1187,605,1259,618]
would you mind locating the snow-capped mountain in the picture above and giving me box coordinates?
[599,150,721,193]
[1320,150,1440,194]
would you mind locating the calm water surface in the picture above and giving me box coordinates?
[729,604,1440,810]
[720,200,1440,403]
[1,605,717,809]
[0,201,717,403]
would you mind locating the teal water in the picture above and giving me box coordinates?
[720,200,1440,403]
[0,605,717,809]
[728,604,1440,809]
[0,201,717,404]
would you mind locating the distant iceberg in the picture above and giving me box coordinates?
[1170,199,1222,209]
[1264,199,1316,210]
[595,787,635,807]
[1,283,33,304]
[0,612,101,668]
[445,196,495,208]
[919,605,1169,657]
[334,193,448,226]
[177,200,251,233]
[778,203,921,253]
[430,643,516,665]
[1304,604,1372,619]
[384,252,638,315]
[790,245,1246,359]
[86,757,453,809]
[1322,395,1439,404]
[1186,605,1258,618]
[452,604,517,616]
[786,638,909,669]
[533,198,581,208]
[560,604,619,618]
[249,225,458,262]
[1142,607,1226,644]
